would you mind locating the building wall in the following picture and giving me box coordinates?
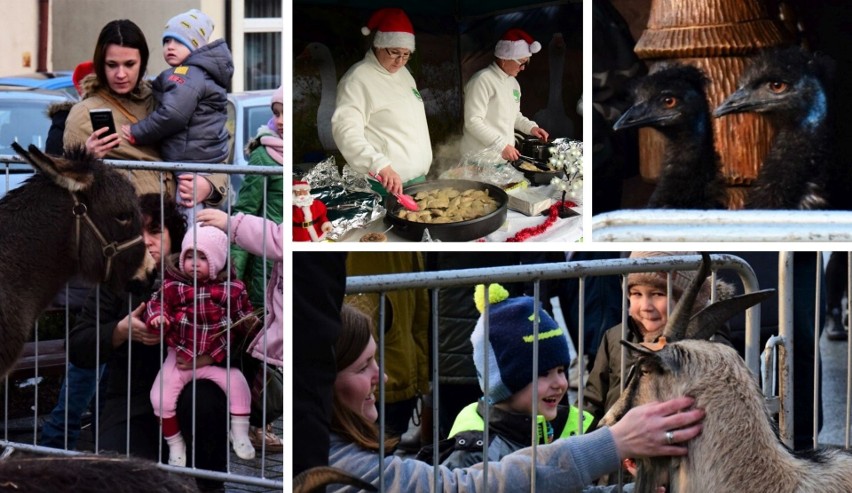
[50,0,205,75]
[0,0,278,91]
[0,2,40,75]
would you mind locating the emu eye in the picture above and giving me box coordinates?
[767,81,788,94]
[662,96,678,108]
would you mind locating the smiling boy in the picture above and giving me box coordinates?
[439,283,592,469]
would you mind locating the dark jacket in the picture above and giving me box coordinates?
[68,283,162,431]
[424,253,526,386]
[131,39,234,163]
[438,400,592,470]
[45,101,74,156]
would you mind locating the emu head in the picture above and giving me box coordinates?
[714,47,835,128]
[613,63,712,133]
[602,253,774,424]
[11,143,154,292]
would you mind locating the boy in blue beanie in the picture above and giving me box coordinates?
[439,283,593,469]
[122,9,234,222]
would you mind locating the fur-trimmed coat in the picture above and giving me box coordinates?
[63,74,228,204]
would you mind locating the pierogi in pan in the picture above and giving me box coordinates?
[395,187,500,223]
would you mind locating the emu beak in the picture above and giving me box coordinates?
[714,88,763,117]
[613,102,674,131]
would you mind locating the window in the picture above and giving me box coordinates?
[244,0,282,90]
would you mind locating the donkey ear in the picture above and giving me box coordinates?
[684,288,775,341]
[12,143,93,192]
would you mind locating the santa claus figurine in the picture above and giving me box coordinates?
[293,180,333,241]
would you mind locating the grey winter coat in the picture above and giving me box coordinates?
[130,39,234,163]
[327,428,623,493]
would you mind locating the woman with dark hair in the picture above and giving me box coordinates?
[328,304,706,492]
[69,194,230,493]
[63,19,228,209]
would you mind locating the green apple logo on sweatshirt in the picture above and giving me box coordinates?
[412,87,423,102]
[513,89,521,103]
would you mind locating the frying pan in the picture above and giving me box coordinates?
[384,179,508,242]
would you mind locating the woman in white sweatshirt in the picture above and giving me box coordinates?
[461,28,550,161]
[332,8,432,197]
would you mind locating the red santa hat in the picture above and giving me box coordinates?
[361,8,415,52]
[495,28,541,60]
[293,180,311,192]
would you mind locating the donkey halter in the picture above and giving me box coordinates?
[70,191,143,282]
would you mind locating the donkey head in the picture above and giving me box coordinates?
[11,143,154,291]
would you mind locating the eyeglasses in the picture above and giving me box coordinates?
[514,58,530,68]
[385,48,412,61]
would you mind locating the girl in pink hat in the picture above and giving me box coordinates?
[145,224,259,466]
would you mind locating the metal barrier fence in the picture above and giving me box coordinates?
[345,253,771,491]
[0,156,282,491]
[592,209,852,241]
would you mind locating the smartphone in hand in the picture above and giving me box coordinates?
[89,108,118,147]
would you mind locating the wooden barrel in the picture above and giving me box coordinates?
[634,0,793,209]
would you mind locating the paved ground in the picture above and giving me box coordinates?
[819,330,850,447]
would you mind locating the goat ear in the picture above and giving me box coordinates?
[684,288,775,341]
[620,339,656,357]
[11,143,93,192]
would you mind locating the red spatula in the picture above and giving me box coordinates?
[369,172,419,211]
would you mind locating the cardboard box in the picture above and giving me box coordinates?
[507,187,553,216]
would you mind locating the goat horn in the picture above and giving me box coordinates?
[663,252,711,342]
[684,289,775,341]
[293,466,377,493]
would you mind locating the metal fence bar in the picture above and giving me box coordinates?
[0,158,281,490]
[593,209,852,241]
[345,253,762,491]
[814,252,822,449]
[777,253,795,448]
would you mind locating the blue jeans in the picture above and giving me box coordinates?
[39,362,107,449]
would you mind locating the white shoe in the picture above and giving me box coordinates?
[230,430,256,460]
[168,450,186,467]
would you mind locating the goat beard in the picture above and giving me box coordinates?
[634,457,675,493]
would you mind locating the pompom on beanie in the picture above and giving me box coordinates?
[470,283,571,404]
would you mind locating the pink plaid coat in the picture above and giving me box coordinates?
[146,265,256,363]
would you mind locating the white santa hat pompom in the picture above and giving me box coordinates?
[495,28,541,60]
[361,7,416,52]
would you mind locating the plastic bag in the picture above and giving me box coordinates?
[301,156,385,241]
[439,139,526,188]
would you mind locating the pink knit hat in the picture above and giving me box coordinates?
[180,224,229,278]
[271,85,283,106]
[495,28,541,60]
[361,8,415,52]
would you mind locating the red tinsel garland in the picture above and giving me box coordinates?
[506,201,577,242]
